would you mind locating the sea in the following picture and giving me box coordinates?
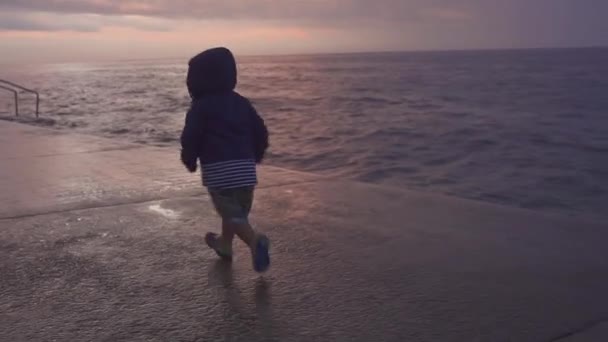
[2,48,608,220]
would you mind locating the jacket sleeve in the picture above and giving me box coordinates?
[250,105,269,164]
[180,105,203,172]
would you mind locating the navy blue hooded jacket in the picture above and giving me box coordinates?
[180,47,268,171]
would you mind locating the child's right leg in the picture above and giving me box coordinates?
[222,219,270,272]
[220,220,235,246]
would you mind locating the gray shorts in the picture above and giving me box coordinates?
[208,186,254,224]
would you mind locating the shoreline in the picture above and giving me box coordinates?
[0,115,602,224]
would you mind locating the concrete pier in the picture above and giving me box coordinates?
[1,121,606,341]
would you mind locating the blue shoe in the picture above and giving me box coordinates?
[205,233,233,261]
[253,234,270,273]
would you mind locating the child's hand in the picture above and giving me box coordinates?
[180,149,198,173]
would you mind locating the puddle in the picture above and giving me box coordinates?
[148,204,179,219]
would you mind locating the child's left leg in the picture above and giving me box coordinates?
[205,218,246,259]
[205,228,233,261]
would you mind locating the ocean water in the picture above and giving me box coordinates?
[2,48,608,220]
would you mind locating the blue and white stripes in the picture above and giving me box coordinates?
[202,159,257,189]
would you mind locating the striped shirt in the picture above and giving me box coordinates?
[201,159,257,189]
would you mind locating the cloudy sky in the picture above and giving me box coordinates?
[0,0,607,63]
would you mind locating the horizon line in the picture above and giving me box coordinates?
[2,44,607,66]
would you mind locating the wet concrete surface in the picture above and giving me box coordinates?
[0,121,320,219]
[1,121,608,341]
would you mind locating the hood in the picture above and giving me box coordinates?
[187,47,237,99]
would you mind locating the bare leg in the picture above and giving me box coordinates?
[225,220,256,248]
[224,220,270,272]
[220,219,236,246]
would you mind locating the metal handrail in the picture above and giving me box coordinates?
[0,79,39,117]
[0,85,19,116]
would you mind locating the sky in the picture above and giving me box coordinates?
[0,0,607,63]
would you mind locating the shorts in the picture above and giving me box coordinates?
[208,186,254,224]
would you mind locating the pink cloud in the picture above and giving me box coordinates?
[421,8,473,21]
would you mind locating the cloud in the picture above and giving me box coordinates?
[420,8,472,21]
[1,0,607,64]
[0,0,472,23]
[0,0,480,36]
[0,12,98,32]
[0,11,173,32]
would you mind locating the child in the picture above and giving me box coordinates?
[180,47,270,273]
